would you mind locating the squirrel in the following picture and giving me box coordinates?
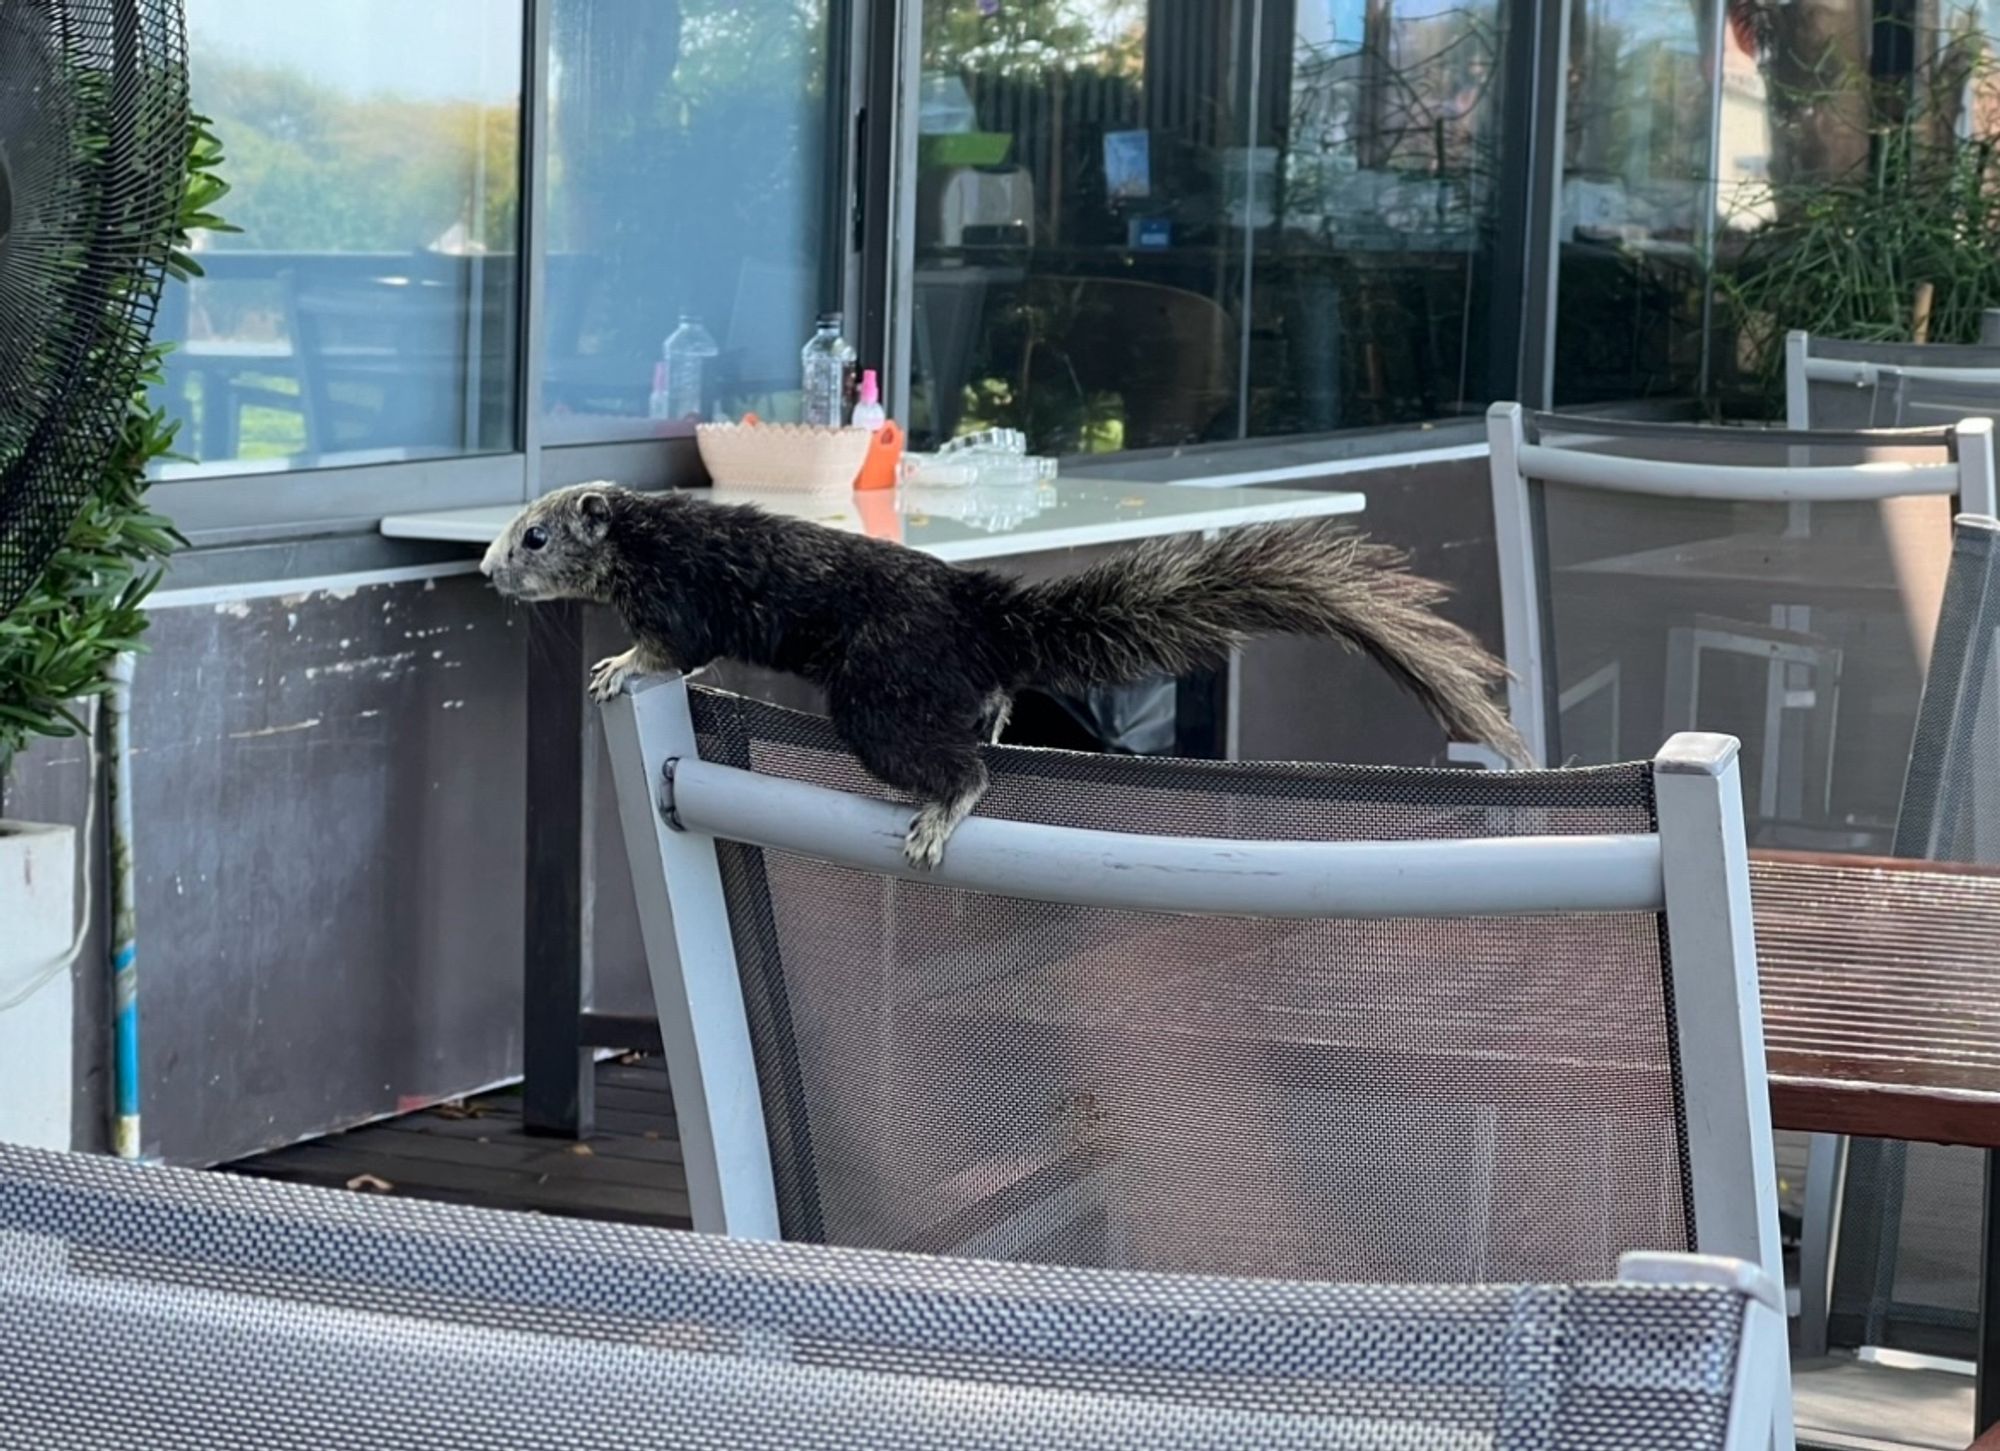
[482,484,1530,868]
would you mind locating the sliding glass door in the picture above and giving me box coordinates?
[897,0,1518,455]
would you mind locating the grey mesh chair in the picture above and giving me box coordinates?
[1486,403,1997,853]
[0,1142,1785,1451]
[1787,329,2000,431]
[600,679,1779,1272]
[1797,515,2000,1365]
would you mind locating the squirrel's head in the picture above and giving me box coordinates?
[481,484,627,603]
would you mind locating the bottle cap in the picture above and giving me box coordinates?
[858,369,879,404]
[816,310,843,327]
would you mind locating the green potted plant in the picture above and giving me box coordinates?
[1717,19,2000,405]
[0,115,230,1149]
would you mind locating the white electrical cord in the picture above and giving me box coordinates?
[0,696,101,1014]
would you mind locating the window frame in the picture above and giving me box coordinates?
[160,0,1591,545]
[160,0,872,544]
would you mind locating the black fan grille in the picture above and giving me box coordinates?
[0,0,188,619]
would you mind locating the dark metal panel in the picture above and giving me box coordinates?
[6,569,528,1165]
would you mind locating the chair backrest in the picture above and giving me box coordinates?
[1786,329,2000,430]
[599,678,1780,1305]
[0,1141,1784,1451]
[1818,513,2000,1358]
[1489,403,1997,850]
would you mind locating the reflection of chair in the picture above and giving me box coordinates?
[1023,277,1236,449]
[1663,615,1844,828]
[1796,515,2000,1362]
[0,1142,1788,1451]
[152,270,301,463]
[1787,329,2000,430]
[721,258,815,405]
[284,252,509,458]
[601,678,1781,1271]
[911,266,1006,444]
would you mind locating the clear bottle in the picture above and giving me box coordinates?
[662,315,719,423]
[800,312,857,427]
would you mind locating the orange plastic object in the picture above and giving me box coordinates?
[853,487,903,542]
[739,411,760,426]
[853,419,904,491]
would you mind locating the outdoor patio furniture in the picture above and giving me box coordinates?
[1786,330,2000,431]
[1778,515,2000,1415]
[597,677,1778,1269]
[1483,403,1997,853]
[0,1141,1785,1451]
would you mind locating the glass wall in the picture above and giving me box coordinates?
[905,0,1512,454]
[1551,0,1713,406]
[543,0,838,443]
[153,0,523,475]
[1553,0,2000,411]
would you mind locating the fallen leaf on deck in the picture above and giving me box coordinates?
[345,1174,394,1193]
[570,1143,595,1157]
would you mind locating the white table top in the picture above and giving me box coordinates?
[380,479,1365,565]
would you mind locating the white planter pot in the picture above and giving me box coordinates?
[0,821,76,1151]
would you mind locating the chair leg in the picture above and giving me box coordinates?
[1796,1132,1848,1358]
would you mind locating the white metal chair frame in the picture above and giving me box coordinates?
[0,1130,1791,1451]
[1794,514,2000,1364]
[602,678,1774,1259]
[1786,329,2000,431]
[1486,401,1999,772]
[603,677,1795,1447]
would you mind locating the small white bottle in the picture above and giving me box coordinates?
[850,368,887,430]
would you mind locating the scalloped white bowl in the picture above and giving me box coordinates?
[697,421,872,493]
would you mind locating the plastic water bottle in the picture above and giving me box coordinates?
[801,312,856,426]
[662,316,718,422]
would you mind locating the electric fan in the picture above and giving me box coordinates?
[0,0,188,621]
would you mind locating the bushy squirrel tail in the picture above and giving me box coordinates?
[1013,521,1530,763]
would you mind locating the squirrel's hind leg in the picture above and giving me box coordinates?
[830,676,992,870]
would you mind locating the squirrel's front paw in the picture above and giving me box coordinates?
[588,649,639,703]
[903,806,955,871]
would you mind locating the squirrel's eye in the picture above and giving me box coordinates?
[522,526,549,551]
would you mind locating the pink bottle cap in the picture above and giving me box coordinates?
[858,369,880,404]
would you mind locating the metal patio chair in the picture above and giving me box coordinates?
[0,1141,1786,1450]
[1483,403,1996,854]
[1795,515,2000,1370]
[602,675,1781,1299]
[601,677,1794,1445]
[1786,330,2000,432]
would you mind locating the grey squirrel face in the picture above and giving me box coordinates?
[481,484,621,603]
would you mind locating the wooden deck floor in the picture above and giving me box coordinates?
[225,1056,690,1229]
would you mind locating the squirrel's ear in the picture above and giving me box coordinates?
[576,489,612,542]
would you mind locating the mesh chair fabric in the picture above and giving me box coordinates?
[0,1141,1752,1450]
[1518,413,1960,850]
[1826,519,2000,1356]
[686,686,1695,1282]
